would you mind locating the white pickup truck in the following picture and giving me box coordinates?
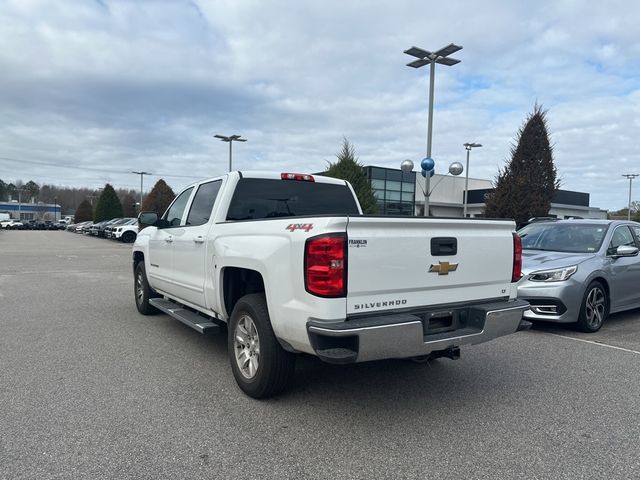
[133,171,529,398]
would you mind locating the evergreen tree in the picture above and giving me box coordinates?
[141,179,176,216]
[0,179,6,201]
[324,138,377,214]
[484,105,559,227]
[7,183,17,200]
[94,183,123,222]
[74,199,93,223]
[23,180,40,200]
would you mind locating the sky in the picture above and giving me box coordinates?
[1,0,639,210]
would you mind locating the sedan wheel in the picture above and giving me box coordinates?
[577,281,608,332]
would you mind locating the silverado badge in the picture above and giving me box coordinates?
[429,261,459,275]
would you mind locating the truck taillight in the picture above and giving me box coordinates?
[512,232,522,282]
[305,234,346,297]
[281,173,315,182]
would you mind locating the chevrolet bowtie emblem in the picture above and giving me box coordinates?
[429,261,459,275]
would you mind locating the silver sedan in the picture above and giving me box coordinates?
[516,220,640,332]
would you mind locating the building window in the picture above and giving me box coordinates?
[365,166,416,216]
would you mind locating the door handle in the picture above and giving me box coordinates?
[165,236,173,243]
[194,236,205,244]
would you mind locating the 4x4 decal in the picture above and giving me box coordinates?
[286,223,314,232]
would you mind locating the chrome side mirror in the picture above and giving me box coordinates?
[615,245,639,257]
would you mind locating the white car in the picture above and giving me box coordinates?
[0,219,23,229]
[133,171,529,397]
[114,223,139,243]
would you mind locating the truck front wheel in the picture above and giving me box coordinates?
[228,293,296,398]
[134,262,159,315]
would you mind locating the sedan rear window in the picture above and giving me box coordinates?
[518,223,608,253]
[226,178,360,221]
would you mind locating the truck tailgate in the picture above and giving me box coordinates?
[345,217,515,315]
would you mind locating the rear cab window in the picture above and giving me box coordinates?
[226,178,360,221]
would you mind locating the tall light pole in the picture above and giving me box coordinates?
[622,174,639,221]
[405,43,462,216]
[132,171,152,213]
[214,134,247,172]
[54,196,58,221]
[463,143,482,218]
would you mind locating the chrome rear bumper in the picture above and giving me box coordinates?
[307,299,529,363]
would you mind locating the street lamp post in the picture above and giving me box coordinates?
[132,171,152,213]
[405,43,462,216]
[463,143,482,218]
[214,134,247,172]
[54,196,58,221]
[622,174,639,221]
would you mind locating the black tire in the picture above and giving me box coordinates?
[122,231,136,243]
[576,281,608,332]
[134,262,159,315]
[228,293,296,398]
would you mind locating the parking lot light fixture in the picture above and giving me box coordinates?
[622,174,639,220]
[405,43,462,216]
[214,134,247,172]
[463,143,482,218]
[132,171,152,214]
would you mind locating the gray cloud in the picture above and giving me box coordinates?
[1,0,639,209]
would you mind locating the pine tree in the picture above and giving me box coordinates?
[94,183,123,222]
[74,199,93,223]
[484,105,559,227]
[141,179,176,216]
[23,180,40,200]
[324,138,377,214]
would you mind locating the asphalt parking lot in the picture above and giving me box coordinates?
[1,231,639,479]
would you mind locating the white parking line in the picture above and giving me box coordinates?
[547,333,640,356]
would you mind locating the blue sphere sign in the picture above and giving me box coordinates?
[421,157,435,172]
[421,169,435,178]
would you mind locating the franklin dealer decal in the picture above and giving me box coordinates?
[348,239,368,248]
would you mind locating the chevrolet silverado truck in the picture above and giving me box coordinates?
[132,171,529,398]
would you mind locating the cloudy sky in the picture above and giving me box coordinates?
[1,0,639,210]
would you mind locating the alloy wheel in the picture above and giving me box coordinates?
[136,272,144,306]
[584,286,605,329]
[234,315,260,379]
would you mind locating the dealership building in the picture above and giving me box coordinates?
[364,165,607,219]
[0,200,61,221]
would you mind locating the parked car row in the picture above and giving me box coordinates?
[0,219,68,230]
[66,217,139,243]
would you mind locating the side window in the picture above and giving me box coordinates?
[608,226,635,254]
[186,180,222,226]
[631,225,640,247]
[163,187,194,227]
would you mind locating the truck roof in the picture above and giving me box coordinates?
[191,171,349,187]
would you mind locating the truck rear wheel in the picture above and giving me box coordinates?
[134,262,159,315]
[228,293,295,398]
